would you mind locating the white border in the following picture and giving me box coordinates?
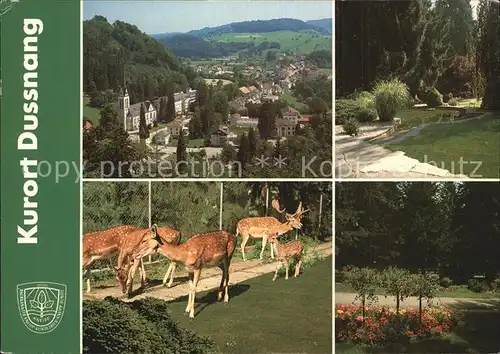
[79,0,83,351]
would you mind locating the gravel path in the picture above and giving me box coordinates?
[83,242,333,302]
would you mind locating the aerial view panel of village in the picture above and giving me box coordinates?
[82,1,333,178]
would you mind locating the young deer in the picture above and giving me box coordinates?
[236,201,309,261]
[267,231,304,281]
[152,227,237,318]
[82,225,141,293]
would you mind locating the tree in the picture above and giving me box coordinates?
[176,130,187,175]
[257,102,277,139]
[476,0,500,108]
[188,107,203,139]
[237,133,250,166]
[139,103,149,144]
[435,0,474,57]
[247,127,257,159]
[166,90,175,122]
[212,91,229,123]
[99,104,121,131]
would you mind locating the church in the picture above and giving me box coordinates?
[116,87,157,132]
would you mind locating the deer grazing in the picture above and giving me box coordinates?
[236,200,309,261]
[149,226,237,318]
[82,225,141,293]
[267,231,304,281]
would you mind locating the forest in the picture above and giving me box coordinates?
[336,182,500,283]
[335,0,499,109]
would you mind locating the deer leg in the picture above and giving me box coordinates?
[126,259,140,295]
[186,272,194,313]
[272,262,282,281]
[168,262,177,287]
[139,259,147,288]
[85,267,91,293]
[162,262,173,286]
[270,240,275,259]
[260,235,268,260]
[285,260,289,280]
[240,234,249,261]
[295,259,302,278]
[189,269,202,318]
[224,261,230,303]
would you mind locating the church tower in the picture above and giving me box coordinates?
[117,87,130,130]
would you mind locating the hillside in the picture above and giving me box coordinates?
[185,18,331,37]
[306,18,332,34]
[83,16,197,105]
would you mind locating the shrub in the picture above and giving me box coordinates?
[343,118,360,137]
[412,272,440,324]
[335,99,358,124]
[491,276,500,293]
[336,304,456,345]
[356,107,378,122]
[448,98,458,106]
[444,93,453,103]
[439,276,453,288]
[422,87,444,107]
[467,278,489,293]
[343,267,379,324]
[372,79,412,121]
[83,297,217,354]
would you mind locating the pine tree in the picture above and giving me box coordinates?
[237,133,250,166]
[247,127,257,159]
[176,130,187,175]
[257,102,277,139]
[139,103,149,143]
[166,90,175,122]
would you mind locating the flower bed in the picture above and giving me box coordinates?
[335,304,457,345]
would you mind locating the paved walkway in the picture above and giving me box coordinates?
[83,242,333,302]
[335,291,500,310]
[335,112,492,179]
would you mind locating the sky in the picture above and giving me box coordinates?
[83,1,333,35]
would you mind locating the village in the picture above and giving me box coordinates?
[83,52,332,160]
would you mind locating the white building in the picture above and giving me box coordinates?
[117,88,157,132]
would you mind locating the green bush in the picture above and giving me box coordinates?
[423,87,444,107]
[335,99,358,124]
[342,118,360,137]
[372,79,412,121]
[356,107,378,122]
[467,278,489,293]
[491,276,500,293]
[439,276,453,288]
[448,98,458,106]
[83,297,217,354]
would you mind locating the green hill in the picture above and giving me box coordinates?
[83,16,197,105]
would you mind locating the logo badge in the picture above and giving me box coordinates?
[17,282,67,334]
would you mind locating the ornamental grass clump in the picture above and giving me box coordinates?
[372,79,412,121]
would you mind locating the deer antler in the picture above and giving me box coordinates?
[272,199,286,214]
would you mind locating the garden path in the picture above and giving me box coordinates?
[335,291,500,310]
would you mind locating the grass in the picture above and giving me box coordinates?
[386,112,500,178]
[167,138,206,148]
[395,108,461,130]
[336,301,500,353]
[281,92,309,113]
[209,30,332,54]
[169,256,332,354]
[335,282,500,299]
[83,95,101,125]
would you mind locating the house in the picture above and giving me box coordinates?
[82,119,94,132]
[281,106,301,124]
[230,113,241,125]
[165,119,186,137]
[211,125,230,146]
[275,118,296,137]
[272,84,284,95]
[298,114,312,124]
[239,86,250,95]
[117,88,157,132]
[153,130,171,145]
[232,117,259,128]
[262,94,279,102]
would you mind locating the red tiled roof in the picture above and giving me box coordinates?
[239,87,250,95]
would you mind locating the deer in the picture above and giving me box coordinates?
[236,200,309,261]
[109,225,179,293]
[267,230,304,281]
[82,225,143,293]
[122,225,237,318]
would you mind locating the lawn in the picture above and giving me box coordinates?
[386,113,500,178]
[167,137,205,148]
[83,95,101,125]
[335,282,500,299]
[281,93,309,113]
[209,30,332,54]
[336,303,500,353]
[168,256,332,354]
